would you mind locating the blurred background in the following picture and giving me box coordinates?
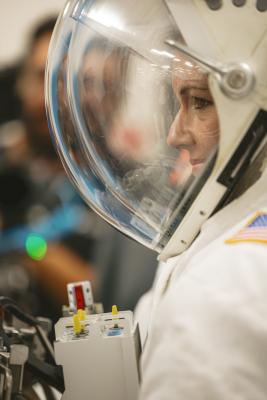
[0,0,158,325]
[0,0,66,124]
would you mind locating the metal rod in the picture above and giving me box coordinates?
[165,39,223,75]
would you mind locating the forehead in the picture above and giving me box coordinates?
[171,52,208,89]
[28,33,52,70]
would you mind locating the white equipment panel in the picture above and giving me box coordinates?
[54,309,140,400]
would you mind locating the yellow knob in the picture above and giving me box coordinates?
[78,309,86,321]
[112,305,118,315]
[73,314,82,334]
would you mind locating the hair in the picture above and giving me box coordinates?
[17,16,57,81]
[28,16,57,50]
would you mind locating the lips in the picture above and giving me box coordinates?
[190,159,204,175]
[190,159,204,166]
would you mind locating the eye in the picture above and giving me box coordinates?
[191,96,213,110]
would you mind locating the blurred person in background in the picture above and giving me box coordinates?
[0,16,158,319]
[0,17,98,320]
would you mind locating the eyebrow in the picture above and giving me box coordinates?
[179,85,210,97]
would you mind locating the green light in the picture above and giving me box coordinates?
[25,234,47,261]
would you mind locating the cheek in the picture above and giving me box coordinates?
[192,108,219,143]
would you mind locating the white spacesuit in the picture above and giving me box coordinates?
[45,0,267,398]
[137,165,267,399]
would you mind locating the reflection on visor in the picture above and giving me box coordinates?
[46,0,220,252]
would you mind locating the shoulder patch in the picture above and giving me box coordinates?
[225,211,267,246]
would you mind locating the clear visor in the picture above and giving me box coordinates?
[46,0,220,252]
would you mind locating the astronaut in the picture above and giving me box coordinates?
[46,0,267,398]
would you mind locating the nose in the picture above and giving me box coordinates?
[167,107,192,149]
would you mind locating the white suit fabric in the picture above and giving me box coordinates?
[136,167,267,400]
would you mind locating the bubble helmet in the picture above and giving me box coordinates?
[45,0,267,260]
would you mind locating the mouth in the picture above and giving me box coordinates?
[190,159,204,166]
[190,159,204,174]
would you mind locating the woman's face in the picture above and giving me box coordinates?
[167,59,219,174]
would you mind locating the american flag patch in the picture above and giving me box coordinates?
[225,212,267,245]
